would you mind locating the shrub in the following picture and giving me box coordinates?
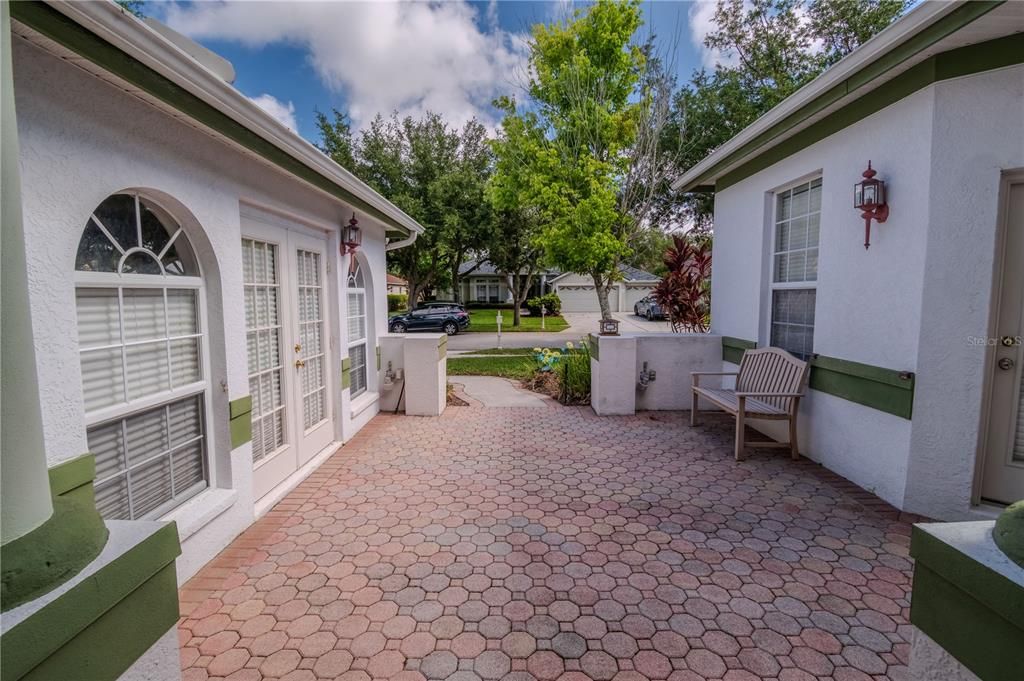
[387,293,408,312]
[653,234,711,333]
[525,293,562,317]
[558,340,591,404]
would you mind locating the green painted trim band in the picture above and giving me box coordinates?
[694,4,1013,190]
[229,394,253,448]
[1,495,108,613]
[910,525,1024,631]
[19,564,179,681]
[438,337,447,361]
[228,395,252,420]
[722,336,757,365]
[809,354,914,419]
[910,562,1024,681]
[376,345,381,371]
[1,523,181,681]
[47,454,94,498]
[9,2,413,238]
[589,334,600,362]
[342,357,352,389]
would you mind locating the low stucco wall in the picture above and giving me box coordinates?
[590,333,722,415]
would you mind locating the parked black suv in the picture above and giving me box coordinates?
[389,302,470,335]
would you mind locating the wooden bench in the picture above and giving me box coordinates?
[691,347,809,461]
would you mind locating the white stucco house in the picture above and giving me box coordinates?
[435,258,559,305]
[673,1,1024,521]
[7,0,424,593]
[551,264,659,313]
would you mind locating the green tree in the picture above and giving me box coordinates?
[492,0,645,320]
[672,0,907,227]
[316,111,494,308]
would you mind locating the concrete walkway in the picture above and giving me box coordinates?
[447,312,670,351]
[449,376,552,408]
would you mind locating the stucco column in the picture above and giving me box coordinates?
[1,0,53,545]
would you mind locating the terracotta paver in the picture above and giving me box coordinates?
[179,407,918,680]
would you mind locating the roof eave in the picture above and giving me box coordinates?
[671,0,970,193]
[19,1,424,239]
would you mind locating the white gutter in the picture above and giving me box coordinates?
[42,1,424,238]
[385,234,418,252]
[672,0,963,191]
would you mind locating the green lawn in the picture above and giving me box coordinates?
[447,355,537,379]
[466,308,569,333]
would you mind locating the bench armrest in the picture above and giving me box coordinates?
[691,371,738,387]
[734,391,804,398]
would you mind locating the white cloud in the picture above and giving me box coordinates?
[164,1,528,130]
[688,0,740,70]
[247,93,298,132]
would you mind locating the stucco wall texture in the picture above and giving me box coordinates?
[12,36,391,581]
[711,65,1024,520]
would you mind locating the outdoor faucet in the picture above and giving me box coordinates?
[638,361,656,391]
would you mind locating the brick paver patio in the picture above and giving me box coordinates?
[179,406,917,681]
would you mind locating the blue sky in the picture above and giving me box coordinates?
[152,1,721,143]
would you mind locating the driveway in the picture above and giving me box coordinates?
[447,312,670,351]
[179,407,915,681]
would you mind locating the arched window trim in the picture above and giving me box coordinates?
[74,192,211,521]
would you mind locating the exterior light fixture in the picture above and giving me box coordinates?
[853,161,889,249]
[342,212,362,272]
[599,318,620,336]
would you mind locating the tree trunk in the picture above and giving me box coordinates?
[592,272,613,320]
[511,272,536,327]
[450,262,462,303]
[407,279,425,312]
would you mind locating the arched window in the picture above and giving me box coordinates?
[347,261,368,397]
[75,193,208,520]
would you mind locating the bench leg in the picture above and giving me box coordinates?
[789,416,800,460]
[690,389,698,426]
[734,401,746,461]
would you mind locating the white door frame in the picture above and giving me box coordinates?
[242,215,336,502]
[975,168,1024,506]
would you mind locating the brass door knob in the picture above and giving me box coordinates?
[294,343,302,353]
[295,359,306,369]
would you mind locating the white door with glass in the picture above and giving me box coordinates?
[243,220,334,501]
[981,175,1024,505]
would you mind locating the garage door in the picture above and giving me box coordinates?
[623,286,655,311]
[556,285,619,313]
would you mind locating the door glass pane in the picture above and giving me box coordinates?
[297,249,326,430]
[243,238,285,463]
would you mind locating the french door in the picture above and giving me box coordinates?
[243,219,334,502]
[980,174,1024,505]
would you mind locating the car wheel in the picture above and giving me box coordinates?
[443,321,459,336]
[634,305,640,316]
[646,309,654,321]
[391,322,407,333]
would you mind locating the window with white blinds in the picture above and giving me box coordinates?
[770,178,821,360]
[75,193,208,519]
[347,262,369,397]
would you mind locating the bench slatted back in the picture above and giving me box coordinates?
[736,347,809,413]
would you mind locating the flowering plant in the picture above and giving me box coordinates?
[533,347,563,372]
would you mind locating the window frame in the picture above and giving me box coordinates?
[768,176,822,360]
[347,261,369,399]
[74,193,214,520]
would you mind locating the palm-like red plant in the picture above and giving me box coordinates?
[653,234,711,333]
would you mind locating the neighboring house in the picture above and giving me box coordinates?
[550,264,659,313]
[1,3,423,676]
[673,1,1024,520]
[387,273,408,295]
[437,258,559,304]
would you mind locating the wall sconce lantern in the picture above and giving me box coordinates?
[853,161,889,249]
[341,212,362,271]
[599,318,620,336]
